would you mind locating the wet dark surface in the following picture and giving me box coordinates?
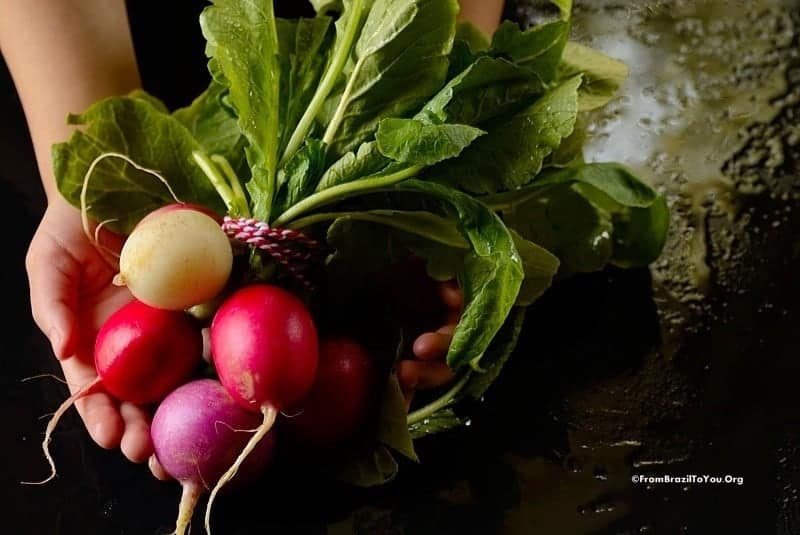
[3,1,800,533]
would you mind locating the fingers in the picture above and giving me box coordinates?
[438,280,463,316]
[149,454,171,481]
[397,359,456,393]
[120,402,153,464]
[60,356,123,450]
[413,324,455,361]
[26,238,79,359]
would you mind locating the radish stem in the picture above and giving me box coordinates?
[272,164,424,226]
[281,0,366,165]
[21,376,102,485]
[192,152,238,215]
[203,404,278,535]
[407,372,470,426]
[211,155,250,217]
[172,482,202,535]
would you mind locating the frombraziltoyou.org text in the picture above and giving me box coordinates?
[631,474,744,486]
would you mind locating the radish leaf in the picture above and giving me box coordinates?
[322,0,459,159]
[53,95,225,233]
[429,75,582,194]
[201,0,281,221]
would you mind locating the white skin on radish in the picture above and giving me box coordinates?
[116,209,233,310]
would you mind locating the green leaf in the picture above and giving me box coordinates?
[575,184,670,268]
[558,41,628,111]
[504,184,614,275]
[508,229,559,306]
[448,22,491,79]
[377,374,418,461]
[375,119,485,166]
[327,444,399,487]
[547,113,586,168]
[322,0,459,159]
[490,20,569,84]
[456,21,490,52]
[464,307,526,399]
[408,408,463,439]
[201,0,281,220]
[392,180,524,371]
[550,0,572,19]
[430,75,581,194]
[417,56,545,127]
[274,139,327,215]
[276,17,334,154]
[319,210,469,249]
[315,141,390,191]
[53,95,225,234]
[611,195,670,268]
[173,81,247,174]
[309,0,342,15]
[129,90,169,113]
[535,163,659,208]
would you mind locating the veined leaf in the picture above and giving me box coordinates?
[392,180,524,371]
[53,95,225,234]
[173,80,247,175]
[418,56,545,127]
[276,17,334,154]
[201,0,281,220]
[508,230,559,306]
[376,119,485,166]
[430,75,582,194]
[491,20,570,84]
[322,0,458,159]
[558,41,628,111]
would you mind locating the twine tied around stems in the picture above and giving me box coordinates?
[221,216,325,290]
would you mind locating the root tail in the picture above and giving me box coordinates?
[21,376,101,485]
[203,405,277,535]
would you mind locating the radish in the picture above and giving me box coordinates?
[152,379,276,535]
[287,337,378,449]
[206,284,318,533]
[26,300,202,485]
[114,204,233,311]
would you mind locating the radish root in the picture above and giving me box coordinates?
[80,152,182,267]
[204,405,278,535]
[21,376,101,485]
[212,420,260,434]
[172,482,202,535]
[21,373,69,385]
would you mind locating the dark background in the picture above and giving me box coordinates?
[3,1,800,534]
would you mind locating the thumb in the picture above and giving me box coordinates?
[26,238,79,359]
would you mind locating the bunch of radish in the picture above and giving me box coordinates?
[32,204,380,535]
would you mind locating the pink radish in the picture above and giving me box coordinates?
[115,204,233,311]
[287,337,378,449]
[26,300,202,485]
[206,284,318,533]
[152,379,276,535]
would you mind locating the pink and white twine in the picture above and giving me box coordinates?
[221,216,324,289]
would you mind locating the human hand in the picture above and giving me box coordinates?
[396,274,463,408]
[26,197,152,463]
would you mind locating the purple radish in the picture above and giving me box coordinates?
[151,379,276,535]
[206,284,319,533]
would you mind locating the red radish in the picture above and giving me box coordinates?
[115,204,233,311]
[95,301,202,404]
[206,284,318,533]
[287,337,378,449]
[152,379,276,535]
[25,300,202,485]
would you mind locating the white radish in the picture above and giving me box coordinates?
[115,205,233,310]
